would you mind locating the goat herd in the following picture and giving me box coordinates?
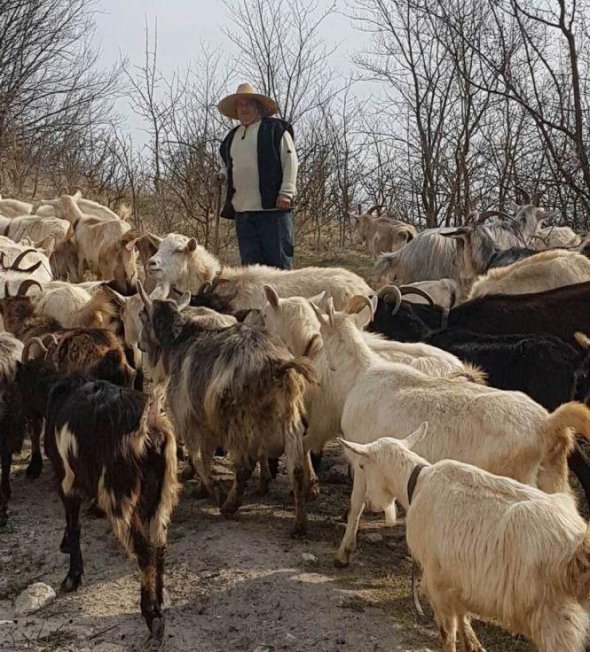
[1,191,590,651]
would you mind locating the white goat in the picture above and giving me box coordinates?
[261,287,483,457]
[0,215,70,243]
[341,434,590,652]
[0,198,33,218]
[469,249,590,300]
[533,225,582,249]
[0,239,53,295]
[146,233,372,310]
[61,196,138,292]
[308,297,590,567]
[32,282,116,329]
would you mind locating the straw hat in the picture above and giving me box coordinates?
[218,83,278,120]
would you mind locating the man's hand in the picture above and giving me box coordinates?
[276,194,292,210]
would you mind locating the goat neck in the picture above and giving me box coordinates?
[321,317,377,398]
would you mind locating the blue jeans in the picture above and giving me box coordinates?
[235,211,294,269]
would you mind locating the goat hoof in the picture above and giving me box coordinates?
[333,554,350,569]
[60,573,83,593]
[290,522,307,539]
[219,501,239,517]
[150,616,165,645]
[26,460,42,479]
[306,480,320,501]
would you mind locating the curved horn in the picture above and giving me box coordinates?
[137,280,153,311]
[197,280,213,295]
[17,279,43,296]
[377,285,403,315]
[476,211,513,225]
[0,252,8,270]
[169,285,183,298]
[367,204,384,216]
[4,281,11,298]
[11,249,43,273]
[344,295,373,315]
[22,337,48,363]
[399,286,435,306]
[464,210,479,225]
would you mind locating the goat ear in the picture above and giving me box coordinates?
[309,298,328,326]
[264,285,280,309]
[135,233,161,259]
[35,235,55,257]
[186,238,197,252]
[337,437,369,459]
[100,284,128,308]
[403,422,429,450]
[124,237,139,252]
[175,291,191,312]
[308,290,327,308]
[326,296,336,326]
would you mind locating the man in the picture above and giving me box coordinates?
[218,83,298,270]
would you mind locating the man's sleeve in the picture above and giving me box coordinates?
[279,131,298,200]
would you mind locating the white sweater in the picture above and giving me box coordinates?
[224,120,298,213]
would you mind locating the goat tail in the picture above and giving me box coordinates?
[73,290,117,328]
[545,401,590,446]
[540,402,590,494]
[448,363,487,386]
[276,356,319,387]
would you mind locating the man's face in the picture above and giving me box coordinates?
[236,97,261,126]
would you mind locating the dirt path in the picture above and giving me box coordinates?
[0,446,533,652]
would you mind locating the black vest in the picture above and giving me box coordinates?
[219,117,294,219]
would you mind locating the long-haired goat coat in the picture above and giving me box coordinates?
[15,360,179,646]
[341,435,590,652]
[136,283,317,535]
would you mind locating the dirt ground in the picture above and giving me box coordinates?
[0,443,537,652]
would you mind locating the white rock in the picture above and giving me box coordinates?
[14,582,56,616]
[301,553,318,563]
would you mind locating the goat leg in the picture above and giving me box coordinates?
[568,440,590,509]
[60,496,84,592]
[334,470,366,567]
[0,451,11,526]
[258,455,272,496]
[284,423,307,538]
[26,417,43,479]
[220,457,256,516]
[458,616,486,652]
[133,529,163,642]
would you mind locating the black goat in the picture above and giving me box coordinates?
[370,282,590,343]
[422,327,590,507]
[15,359,179,646]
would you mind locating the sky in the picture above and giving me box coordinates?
[93,0,363,136]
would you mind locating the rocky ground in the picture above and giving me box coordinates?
[0,444,535,652]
